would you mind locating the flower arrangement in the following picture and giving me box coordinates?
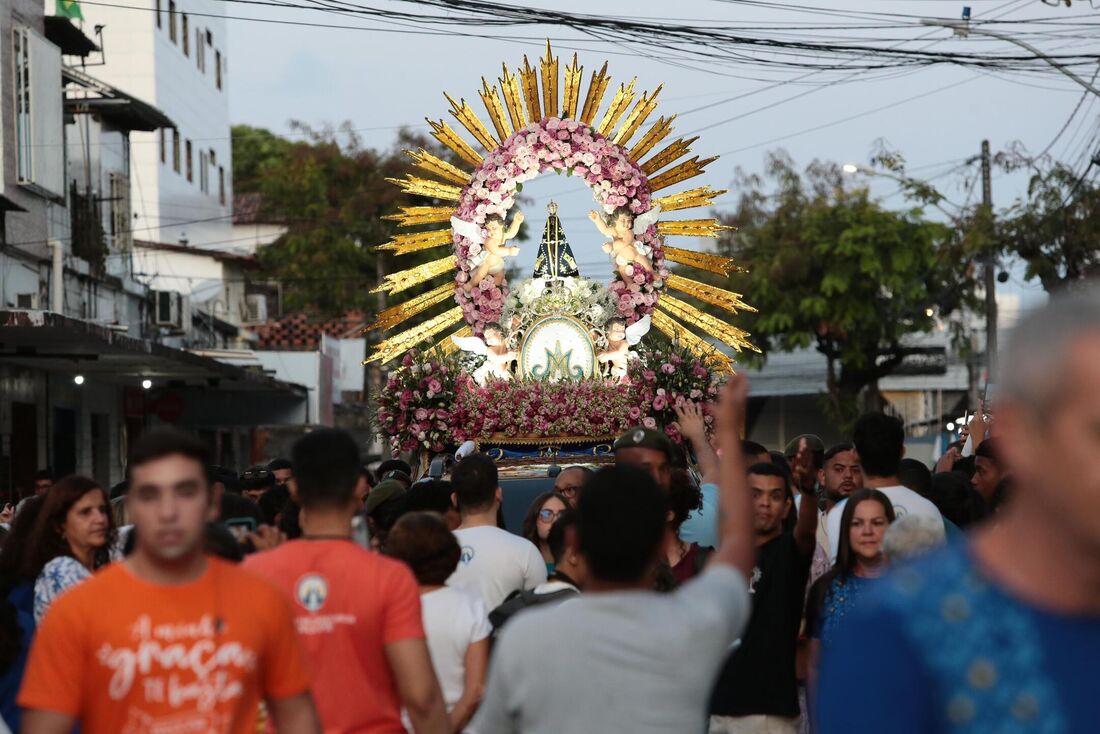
[377,345,725,454]
[452,379,636,441]
[376,350,469,454]
[452,117,666,334]
[627,343,723,444]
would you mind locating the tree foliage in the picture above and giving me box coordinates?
[231,122,457,314]
[716,151,972,426]
[997,158,1100,292]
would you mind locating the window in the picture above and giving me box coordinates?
[185,139,192,182]
[215,50,222,90]
[13,27,64,197]
[109,172,132,251]
[172,129,180,173]
[160,129,166,163]
[206,29,212,45]
[209,148,216,166]
[218,166,225,206]
[182,14,189,56]
[196,28,204,71]
[156,0,162,28]
[168,0,177,43]
[199,151,208,193]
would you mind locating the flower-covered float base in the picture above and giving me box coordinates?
[378,343,722,456]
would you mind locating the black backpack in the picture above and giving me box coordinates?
[489,587,578,638]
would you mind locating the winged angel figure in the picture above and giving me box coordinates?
[598,314,651,381]
[589,205,661,283]
[452,212,524,292]
[451,323,517,384]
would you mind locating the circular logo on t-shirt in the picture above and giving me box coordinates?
[460,546,475,565]
[296,574,328,613]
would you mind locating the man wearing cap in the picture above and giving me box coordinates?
[240,465,275,504]
[615,403,723,549]
[365,479,407,549]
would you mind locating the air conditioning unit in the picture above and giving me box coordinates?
[154,290,183,328]
[244,294,268,324]
[15,292,39,309]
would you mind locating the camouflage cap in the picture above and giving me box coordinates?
[365,479,406,516]
[613,426,676,460]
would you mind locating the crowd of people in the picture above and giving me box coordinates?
[0,290,1095,733]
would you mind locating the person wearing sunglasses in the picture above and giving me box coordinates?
[521,492,569,575]
[552,466,592,508]
[240,466,275,504]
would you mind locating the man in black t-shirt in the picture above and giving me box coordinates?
[709,462,818,734]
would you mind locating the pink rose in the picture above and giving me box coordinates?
[642,417,657,429]
[653,395,668,411]
[661,363,676,375]
[428,378,443,394]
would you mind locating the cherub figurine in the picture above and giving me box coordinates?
[451,322,517,384]
[452,212,524,292]
[597,314,651,381]
[589,206,660,283]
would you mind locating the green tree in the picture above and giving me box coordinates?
[232,122,458,314]
[716,152,971,426]
[998,159,1100,292]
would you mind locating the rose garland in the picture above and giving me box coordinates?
[378,344,722,454]
[452,117,668,335]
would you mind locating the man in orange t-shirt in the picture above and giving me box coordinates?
[246,429,449,734]
[19,430,320,734]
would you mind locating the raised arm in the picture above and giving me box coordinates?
[712,375,755,577]
[588,210,615,237]
[503,211,524,240]
[675,401,719,486]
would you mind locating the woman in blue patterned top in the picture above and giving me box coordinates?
[806,489,895,672]
[20,475,116,624]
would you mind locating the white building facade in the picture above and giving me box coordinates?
[79,0,232,254]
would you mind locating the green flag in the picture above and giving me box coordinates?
[55,0,84,21]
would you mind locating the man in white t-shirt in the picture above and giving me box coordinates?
[470,378,756,734]
[826,413,945,562]
[447,454,547,610]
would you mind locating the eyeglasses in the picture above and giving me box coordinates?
[538,508,563,523]
[241,469,272,481]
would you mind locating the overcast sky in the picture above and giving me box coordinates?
[227,0,1098,303]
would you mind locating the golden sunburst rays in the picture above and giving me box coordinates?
[366,307,465,365]
[658,294,762,355]
[367,40,757,365]
[651,310,735,373]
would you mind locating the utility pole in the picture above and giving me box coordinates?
[981,140,997,384]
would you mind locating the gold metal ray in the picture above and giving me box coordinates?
[653,186,728,213]
[444,94,499,152]
[364,283,455,333]
[520,55,542,124]
[628,116,675,161]
[658,294,759,353]
[426,119,482,167]
[656,218,737,238]
[650,310,734,373]
[433,324,472,356]
[385,175,463,202]
[666,274,757,315]
[371,255,458,296]
[479,79,512,143]
[613,84,662,147]
[641,137,698,176]
[383,205,456,228]
[662,246,745,276]
[579,62,611,126]
[374,229,454,256]
[367,306,465,364]
[540,41,559,120]
[648,156,719,192]
[596,78,636,137]
[499,64,527,131]
[561,53,583,119]
[405,148,471,187]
